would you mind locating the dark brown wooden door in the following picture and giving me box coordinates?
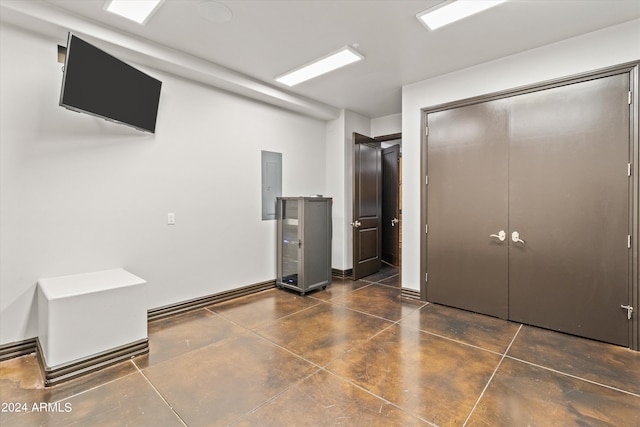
[382,144,400,266]
[426,99,510,319]
[352,133,381,280]
[508,73,630,346]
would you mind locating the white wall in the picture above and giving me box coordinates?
[401,19,640,292]
[371,113,401,137]
[0,24,327,345]
[344,111,371,272]
[325,110,371,272]
[326,111,347,270]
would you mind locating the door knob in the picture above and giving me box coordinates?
[511,231,525,244]
[350,220,362,228]
[490,230,506,242]
[391,218,399,227]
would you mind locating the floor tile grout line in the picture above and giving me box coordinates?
[202,306,263,336]
[356,276,399,287]
[247,327,327,370]
[244,318,378,377]
[352,279,408,293]
[375,273,402,287]
[304,282,376,302]
[323,299,415,325]
[203,304,239,319]
[363,272,400,284]
[377,281,403,290]
[205,304,344,357]
[384,303,429,328]
[207,297,326,333]
[233,326,411,422]
[203,304,239,321]
[316,291,392,318]
[217,286,428,369]
[462,324,523,426]
[155,278,394,326]
[202,305,259,327]
[132,360,189,427]
[148,284,407,370]
[407,327,509,358]
[251,298,329,330]
[141,317,331,426]
[230,366,324,425]
[206,280,416,330]
[359,316,409,347]
[45,360,141,406]
[319,367,439,427]
[243,301,408,376]
[503,355,640,398]
[247,314,397,372]
[335,281,378,295]
[319,287,427,323]
[229,342,436,427]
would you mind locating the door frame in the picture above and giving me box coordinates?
[420,61,640,350]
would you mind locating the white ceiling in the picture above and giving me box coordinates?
[3,0,640,118]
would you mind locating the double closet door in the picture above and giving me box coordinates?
[426,72,631,346]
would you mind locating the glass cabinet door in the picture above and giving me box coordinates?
[281,199,299,286]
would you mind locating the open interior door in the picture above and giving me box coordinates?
[352,133,382,280]
[382,144,400,266]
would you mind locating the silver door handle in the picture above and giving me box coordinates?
[350,220,362,228]
[621,305,634,320]
[391,218,399,226]
[490,230,506,242]
[511,231,525,244]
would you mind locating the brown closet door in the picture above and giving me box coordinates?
[508,73,630,346]
[426,99,509,319]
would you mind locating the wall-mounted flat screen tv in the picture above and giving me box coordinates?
[59,33,162,133]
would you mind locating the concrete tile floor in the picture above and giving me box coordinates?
[1,265,639,426]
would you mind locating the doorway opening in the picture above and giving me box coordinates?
[380,136,402,269]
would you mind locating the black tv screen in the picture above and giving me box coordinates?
[60,33,162,133]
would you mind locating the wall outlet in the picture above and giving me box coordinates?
[168,213,175,225]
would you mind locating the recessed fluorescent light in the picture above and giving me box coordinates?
[105,0,164,25]
[417,0,507,31]
[276,46,364,87]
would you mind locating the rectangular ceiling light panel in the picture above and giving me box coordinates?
[276,47,364,87]
[105,0,164,24]
[417,0,507,31]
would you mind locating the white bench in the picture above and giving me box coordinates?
[37,268,147,385]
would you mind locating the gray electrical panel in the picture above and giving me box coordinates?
[276,197,332,295]
[261,151,282,220]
